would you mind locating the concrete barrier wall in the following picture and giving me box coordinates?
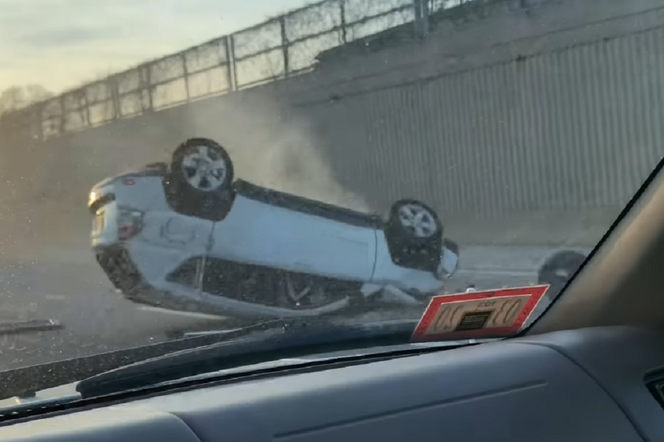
[1,0,663,254]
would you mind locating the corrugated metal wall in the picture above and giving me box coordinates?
[305,25,664,217]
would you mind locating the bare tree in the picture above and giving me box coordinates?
[0,84,53,115]
[0,87,24,114]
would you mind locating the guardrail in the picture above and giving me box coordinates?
[0,0,476,141]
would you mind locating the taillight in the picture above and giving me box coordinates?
[117,207,144,241]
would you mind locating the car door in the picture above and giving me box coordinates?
[128,209,216,287]
[118,178,216,284]
[139,212,214,252]
[208,194,377,282]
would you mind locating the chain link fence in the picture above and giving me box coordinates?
[2,0,480,141]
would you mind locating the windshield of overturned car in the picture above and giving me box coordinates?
[0,0,659,401]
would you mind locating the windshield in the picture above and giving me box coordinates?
[0,0,658,402]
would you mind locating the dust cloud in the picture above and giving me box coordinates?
[186,95,371,213]
[227,118,370,213]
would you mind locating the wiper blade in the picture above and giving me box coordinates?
[0,318,298,401]
[77,318,447,398]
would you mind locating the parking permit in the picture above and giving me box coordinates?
[411,285,549,342]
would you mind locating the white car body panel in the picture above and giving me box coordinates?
[133,213,213,282]
[92,177,215,284]
[210,195,376,281]
[371,230,443,293]
[90,173,459,319]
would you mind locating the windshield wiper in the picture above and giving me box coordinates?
[77,318,462,398]
[0,318,303,401]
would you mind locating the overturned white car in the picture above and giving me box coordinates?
[89,138,459,319]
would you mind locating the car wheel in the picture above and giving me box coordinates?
[166,138,234,220]
[385,199,443,272]
[390,200,441,240]
[172,138,233,193]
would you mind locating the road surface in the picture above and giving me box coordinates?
[0,245,571,371]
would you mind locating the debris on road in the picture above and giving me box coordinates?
[0,319,62,335]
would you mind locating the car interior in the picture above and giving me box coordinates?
[2,156,664,441]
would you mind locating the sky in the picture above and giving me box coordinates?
[0,0,313,93]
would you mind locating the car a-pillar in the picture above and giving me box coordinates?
[384,199,444,273]
[163,138,236,222]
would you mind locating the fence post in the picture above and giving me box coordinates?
[80,90,90,128]
[144,66,154,112]
[58,95,66,135]
[181,53,191,101]
[414,0,430,38]
[224,37,236,92]
[279,16,290,76]
[339,0,348,44]
[110,77,121,121]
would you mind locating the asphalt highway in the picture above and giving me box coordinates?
[0,245,558,372]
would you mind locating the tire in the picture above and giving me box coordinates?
[389,200,442,240]
[538,250,587,285]
[165,138,234,220]
[537,250,587,299]
[385,199,443,272]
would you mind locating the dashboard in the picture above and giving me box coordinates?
[0,325,663,442]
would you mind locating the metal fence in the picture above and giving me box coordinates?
[3,0,476,141]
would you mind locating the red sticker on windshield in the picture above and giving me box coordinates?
[411,285,549,342]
